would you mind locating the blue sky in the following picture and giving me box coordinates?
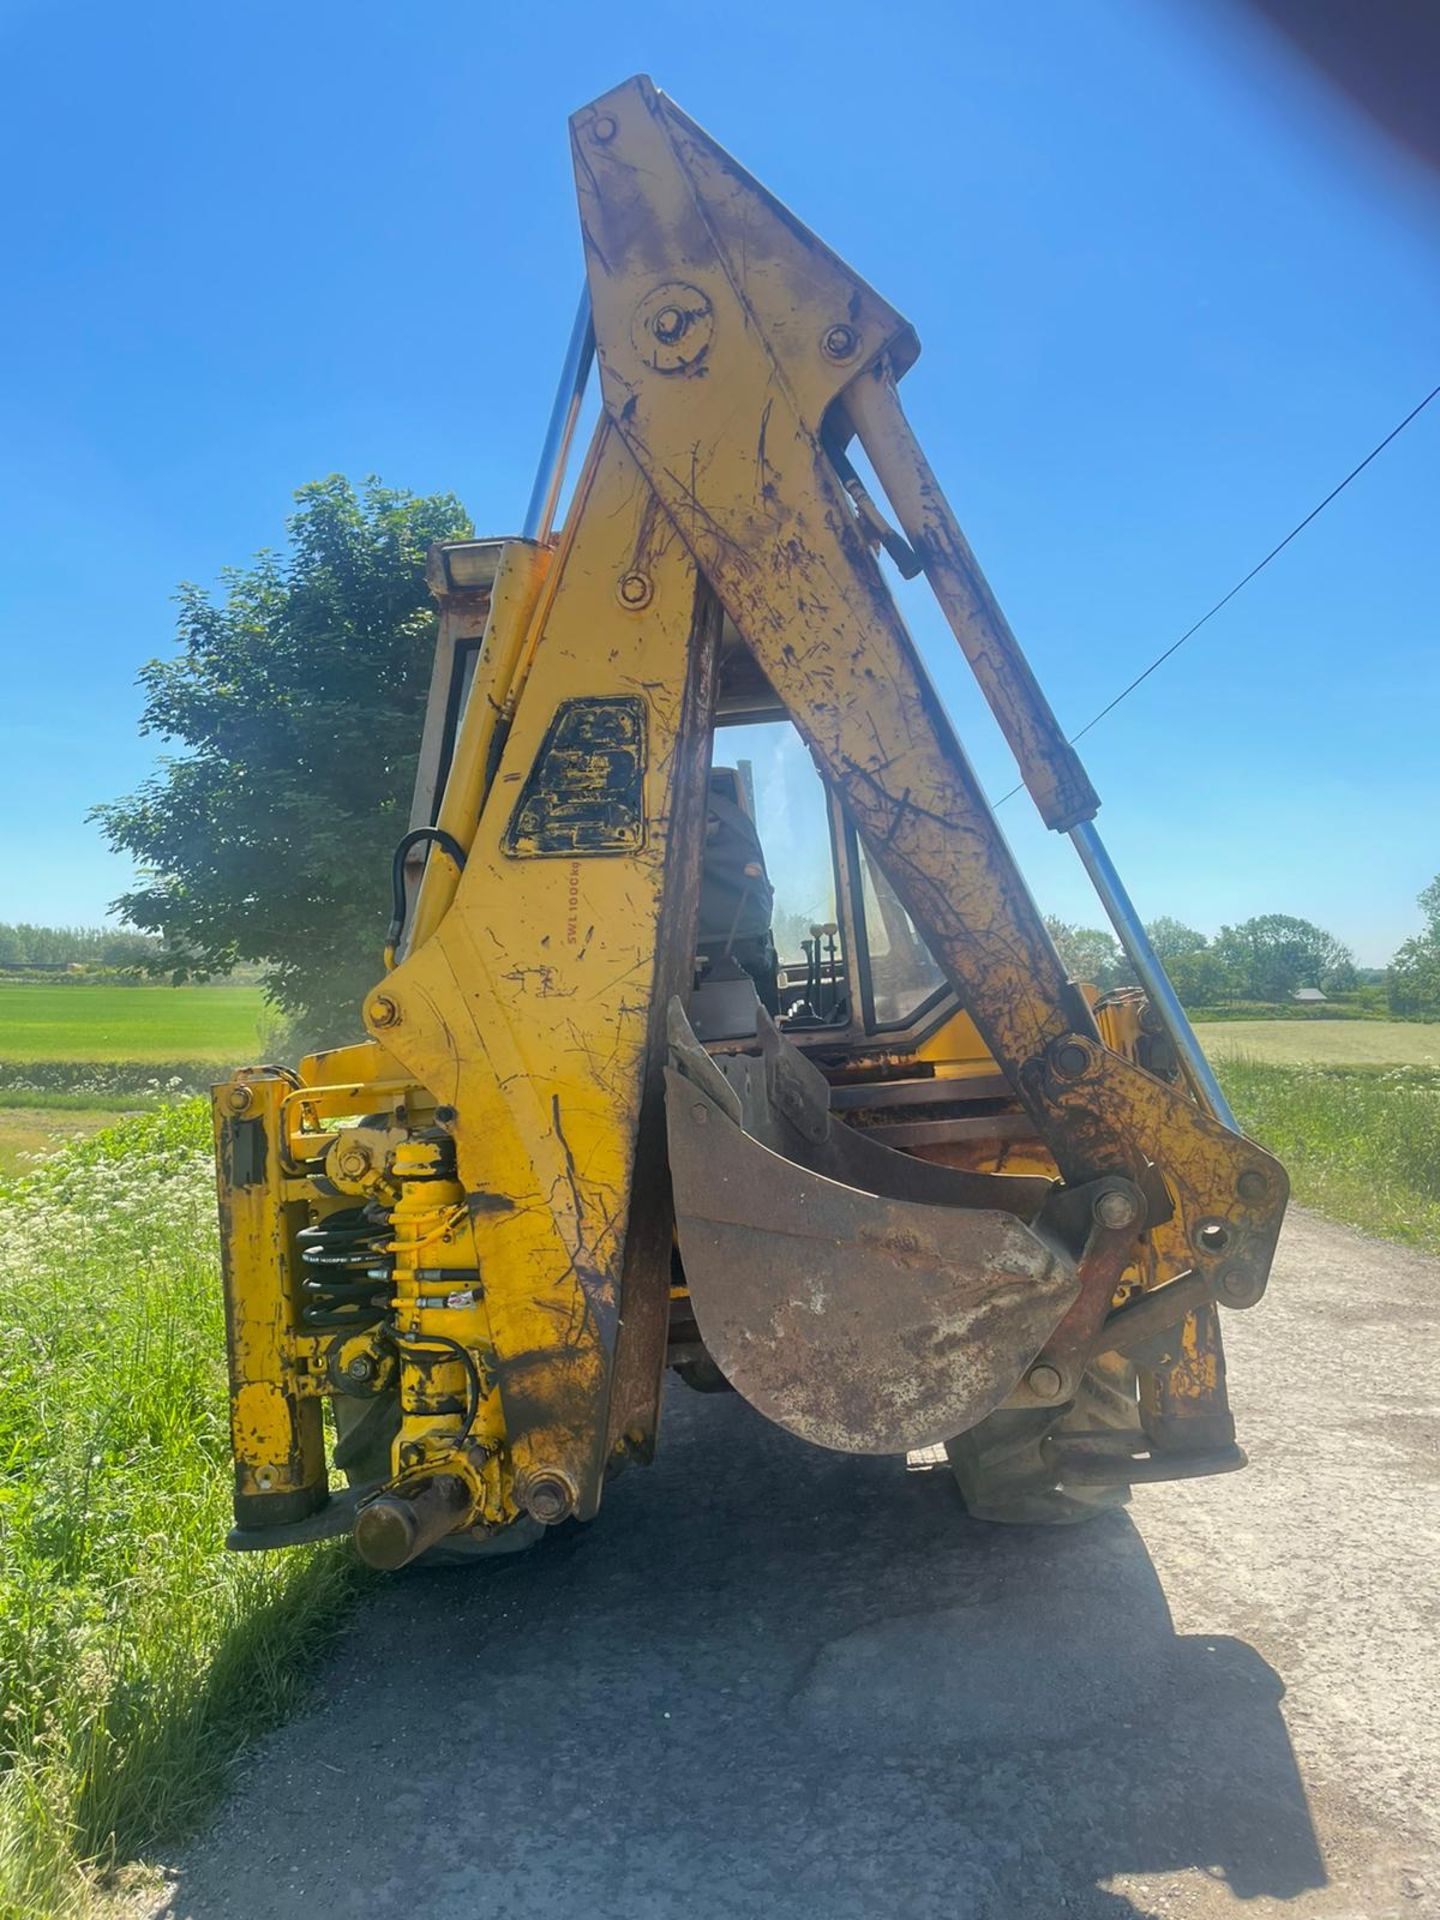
[0,0,1435,965]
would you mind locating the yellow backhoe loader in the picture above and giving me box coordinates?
[215,76,1286,1570]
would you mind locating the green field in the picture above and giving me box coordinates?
[1199,1018,1440,1067]
[0,983,267,1175]
[0,983,265,1064]
[0,1101,129,1177]
[1194,1020,1440,1246]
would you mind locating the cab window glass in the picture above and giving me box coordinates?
[714,721,835,966]
[856,841,947,1027]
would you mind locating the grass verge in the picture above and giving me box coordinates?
[1221,1058,1440,1253]
[0,1091,158,1114]
[0,1103,366,1919]
[0,1109,140,1182]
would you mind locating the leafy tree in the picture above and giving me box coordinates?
[1213,914,1355,1002]
[1389,875,1440,1016]
[1144,916,1208,963]
[1044,916,1133,989]
[94,477,471,1043]
[1139,916,1239,1007]
[1166,945,1237,1008]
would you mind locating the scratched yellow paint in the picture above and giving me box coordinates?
[372,423,715,1517]
[211,1077,325,1518]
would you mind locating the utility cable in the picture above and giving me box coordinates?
[993,381,1440,807]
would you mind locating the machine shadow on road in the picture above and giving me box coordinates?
[159,1383,1327,1920]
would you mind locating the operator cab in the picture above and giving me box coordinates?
[688,619,952,1052]
[408,584,1039,1178]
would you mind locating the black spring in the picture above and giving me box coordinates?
[296,1204,394,1329]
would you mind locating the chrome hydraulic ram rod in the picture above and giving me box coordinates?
[1069,820,1238,1127]
[845,364,1238,1131]
[521,289,596,542]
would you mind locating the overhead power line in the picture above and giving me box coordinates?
[994,381,1440,807]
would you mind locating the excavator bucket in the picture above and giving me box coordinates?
[665,1002,1076,1453]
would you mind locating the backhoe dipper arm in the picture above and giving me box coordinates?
[571,79,1284,1358]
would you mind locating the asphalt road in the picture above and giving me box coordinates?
[149,1209,1439,1919]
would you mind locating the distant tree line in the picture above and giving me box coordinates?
[0,922,165,969]
[1045,912,1359,1008]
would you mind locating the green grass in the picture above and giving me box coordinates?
[0,1108,140,1181]
[0,1090,154,1114]
[0,1088,169,1181]
[0,985,266,1066]
[1221,1058,1440,1252]
[1199,1019,1440,1068]
[0,1105,366,1918]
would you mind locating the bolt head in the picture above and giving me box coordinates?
[1094,1187,1141,1231]
[592,112,617,143]
[691,1102,709,1126]
[822,324,859,360]
[617,571,654,610]
[368,995,400,1030]
[1237,1169,1268,1203]
[345,1354,375,1382]
[1218,1266,1261,1307]
[224,1084,254,1115]
[522,1471,576,1526]
[1026,1363,1064,1402]
[633,281,712,374]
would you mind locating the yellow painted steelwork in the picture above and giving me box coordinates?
[212,76,1285,1566]
[364,420,720,1527]
[213,1073,326,1526]
[403,537,554,955]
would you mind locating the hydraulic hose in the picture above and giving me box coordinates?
[384,827,466,968]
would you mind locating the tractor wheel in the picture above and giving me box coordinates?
[945,1355,1138,1526]
[674,1354,735,1394]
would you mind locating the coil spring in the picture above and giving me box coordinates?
[296,1204,394,1329]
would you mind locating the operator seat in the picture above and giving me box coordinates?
[693,767,780,1026]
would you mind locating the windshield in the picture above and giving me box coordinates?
[855,838,948,1028]
[713,720,836,966]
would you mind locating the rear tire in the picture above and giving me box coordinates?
[674,1354,735,1394]
[946,1356,1137,1526]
